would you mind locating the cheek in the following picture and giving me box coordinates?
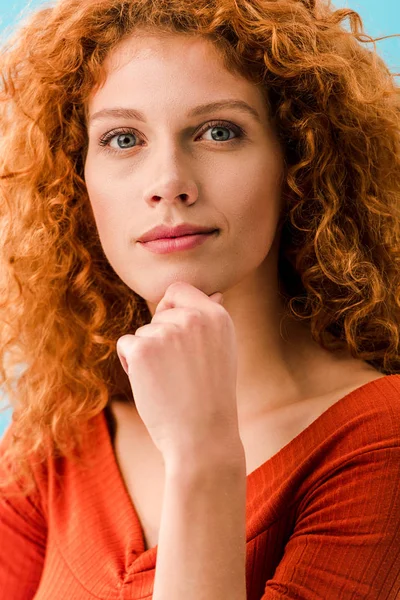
[85,165,130,241]
[210,150,283,238]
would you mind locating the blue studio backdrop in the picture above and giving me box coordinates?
[0,0,399,437]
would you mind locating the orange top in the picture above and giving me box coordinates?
[1,374,400,599]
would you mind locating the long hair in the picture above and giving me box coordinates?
[0,0,399,497]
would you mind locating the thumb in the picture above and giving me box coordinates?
[209,292,224,305]
[116,335,133,375]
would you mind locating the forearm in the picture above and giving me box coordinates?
[153,442,248,600]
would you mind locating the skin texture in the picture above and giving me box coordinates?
[115,281,242,458]
[84,31,376,425]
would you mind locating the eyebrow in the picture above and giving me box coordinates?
[89,99,262,126]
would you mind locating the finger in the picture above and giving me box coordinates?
[116,335,133,374]
[117,323,180,374]
[211,292,224,305]
[150,307,202,325]
[155,281,224,315]
[134,322,180,337]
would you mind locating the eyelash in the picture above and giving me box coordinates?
[98,120,246,155]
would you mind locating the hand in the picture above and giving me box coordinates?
[116,281,241,461]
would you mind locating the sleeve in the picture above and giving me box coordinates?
[0,423,48,599]
[262,445,400,599]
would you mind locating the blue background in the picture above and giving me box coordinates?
[0,0,399,437]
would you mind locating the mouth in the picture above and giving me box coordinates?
[158,229,218,239]
[139,230,219,254]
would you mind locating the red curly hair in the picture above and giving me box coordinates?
[0,0,399,497]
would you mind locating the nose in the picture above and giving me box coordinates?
[141,142,199,207]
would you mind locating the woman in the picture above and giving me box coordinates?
[0,0,399,598]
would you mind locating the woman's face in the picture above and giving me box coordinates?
[84,32,285,312]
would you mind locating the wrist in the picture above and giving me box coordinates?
[163,435,246,479]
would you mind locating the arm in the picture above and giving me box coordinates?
[152,438,247,600]
[0,425,47,599]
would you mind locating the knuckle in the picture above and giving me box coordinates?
[131,338,152,358]
[184,309,203,328]
[169,281,185,293]
[212,303,227,321]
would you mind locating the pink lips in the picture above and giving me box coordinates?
[139,231,217,254]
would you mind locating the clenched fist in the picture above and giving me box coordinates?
[116,281,241,463]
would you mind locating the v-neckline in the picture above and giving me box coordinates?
[96,374,398,567]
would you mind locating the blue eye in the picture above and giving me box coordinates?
[110,132,137,149]
[202,124,237,142]
[98,120,246,154]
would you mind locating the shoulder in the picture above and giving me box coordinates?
[345,373,400,433]
[309,373,400,475]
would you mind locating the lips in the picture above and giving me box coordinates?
[139,230,218,254]
[138,223,218,242]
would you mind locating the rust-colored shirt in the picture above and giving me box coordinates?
[1,375,400,599]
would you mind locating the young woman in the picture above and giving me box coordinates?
[0,0,399,598]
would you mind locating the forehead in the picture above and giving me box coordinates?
[87,31,268,121]
[104,31,229,76]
